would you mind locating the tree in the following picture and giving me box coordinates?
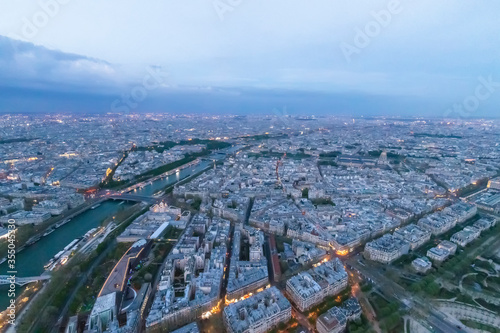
[302,188,309,198]
[424,281,440,296]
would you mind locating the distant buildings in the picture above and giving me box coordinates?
[223,286,291,333]
[474,190,500,214]
[487,178,500,190]
[0,198,24,215]
[0,210,51,225]
[336,155,377,168]
[117,202,189,242]
[32,199,68,215]
[393,224,431,250]
[418,202,477,236]
[286,258,348,311]
[364,234,410,264]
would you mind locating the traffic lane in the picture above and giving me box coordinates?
[428,313,466,333]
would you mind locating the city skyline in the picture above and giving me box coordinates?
[1,2,500,333]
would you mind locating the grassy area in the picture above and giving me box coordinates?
[163,225,183,239]
[475,298,500,314]
[240,133,288,141]
[310,198,335,206]
[455,294,478,306]
[437,222,500,282]
[407,273,441,296]
[367,292,403,332]
[247,150,311,159]
[136,151,207,180]
[135,138,231,154]
[348,314,376,333]
[304,286,352,321]
[462,272,489,290]
[437,287,458,299]
[130,242,173,289]
[317,160,338,167]
[368,293,391,317]
[275,235,293,253]
[17,251,96,332]
[460,319,500,333]
[68,242,132,315]
[319,151,341,158]
[474,259,496,274]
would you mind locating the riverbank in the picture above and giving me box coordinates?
[0,200,135,313]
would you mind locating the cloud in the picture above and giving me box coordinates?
[0,36,119,93]
[0,0,499,120]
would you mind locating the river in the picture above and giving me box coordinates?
[0,145,240,312]
[131,146,240,197]
[0,200,135,311]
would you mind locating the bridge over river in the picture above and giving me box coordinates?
[0,274,51,286]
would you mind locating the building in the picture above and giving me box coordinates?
[223,286,291,333]
[286,258,348,311]
[412,257,432,274]
[88,292,118,331]
[316,298,361,333]
[427,247,450,262]
[417,202,477,235]
[146,217,229,330]
[316,307,346,333]
[226,229,269,300]
[364,234,410,264]
[32,199,68,215]
[487,178,500,190]
[172,322,200,333]
[336,155,377,168]
[0,210,51,225]
[437,240,457,255]
[117,202,189,242]
[393,224,431,250]
[65,193,86,209]
[342,298,362,321]
[450,227,481,247]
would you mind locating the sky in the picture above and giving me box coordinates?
[0,1,499,117]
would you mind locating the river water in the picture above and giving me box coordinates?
[0,200,135,311]
[0,146,238,312]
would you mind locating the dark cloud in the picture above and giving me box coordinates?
[0,35,498,117]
